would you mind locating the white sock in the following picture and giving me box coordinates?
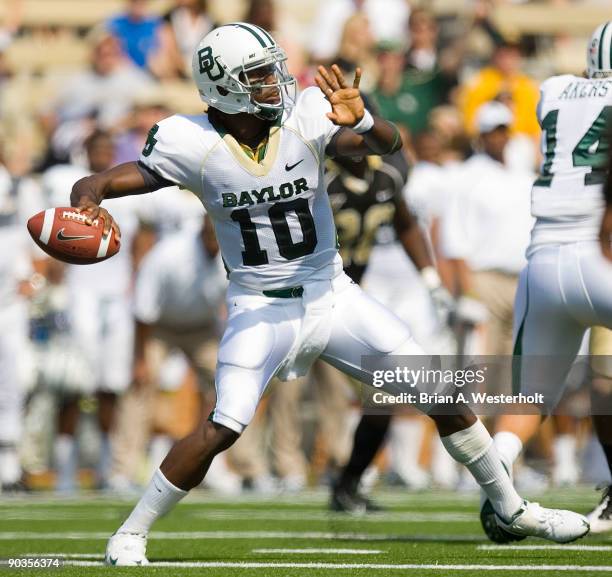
[0,447,21,485]
[54,434,78,492]
[493,431,523,472]
[441,420,523,520]
[553,434,577,465]
[118,468,187,535]
[552,434,579,485]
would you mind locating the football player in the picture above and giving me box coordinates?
[326,150,452,511]
[0,156,45,492]
[482,21,612,542]
[43,130,146,490]
[65,23,588,565]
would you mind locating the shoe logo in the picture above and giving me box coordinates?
[56,228,95,242]
[285,159,304,171]
[109,557,118,565]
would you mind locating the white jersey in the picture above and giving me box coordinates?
[530,74,612,251]
[133,228,227,329]
[441,154,534,274]
[139,87,343,291]
[0,167,45,311]
[42,164,142,296]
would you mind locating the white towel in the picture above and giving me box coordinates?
[276,279,333,381]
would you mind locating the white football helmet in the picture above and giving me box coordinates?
[191,22,296,120]
[587,21,612,78]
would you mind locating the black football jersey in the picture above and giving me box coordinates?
[327,153,407,284]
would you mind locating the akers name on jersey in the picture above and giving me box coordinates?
[531,74,612,249]
[139,87,344,290]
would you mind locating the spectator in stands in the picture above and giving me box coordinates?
[244,0,308,87]
[0,0,20,94]
[155,0,216,79]
[335,12,376,89]
[440,101,534,357]
[428,105,471,163]
[39,32,153,167]
[309,0,410,64]
[114,94,170,164]
[107,0,163,73]
[459,41,540,140]
[371,9,458,136]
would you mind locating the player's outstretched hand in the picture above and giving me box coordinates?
[315,64,365,127]
[74,198,121,240]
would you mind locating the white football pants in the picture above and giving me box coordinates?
[213,272,423,433]
[0,304,27,445]
[70,290,134,394]
[514,241,612,409]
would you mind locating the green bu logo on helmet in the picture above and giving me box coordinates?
[198,46,225,81]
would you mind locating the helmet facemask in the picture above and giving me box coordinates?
[212,45,295,120]
[241,51,296,121]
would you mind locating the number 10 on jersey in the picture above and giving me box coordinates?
[231,199,318,265]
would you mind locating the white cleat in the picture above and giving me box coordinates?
[104,532,149,566]
[496,500,590,543]
[586,485,612,534]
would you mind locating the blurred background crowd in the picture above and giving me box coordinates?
[1,0,612,497]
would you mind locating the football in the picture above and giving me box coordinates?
[27,207,120,265]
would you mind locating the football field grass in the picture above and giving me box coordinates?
[0,488,611,576]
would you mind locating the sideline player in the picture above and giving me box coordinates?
[64,23,587,565]
[326,151,453,511]
[0,157,45,491]
[482,21,612,542]
[43,130,146,489]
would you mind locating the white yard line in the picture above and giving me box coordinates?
[0,511,118,521]
[0,487,595,507]
[5,553,103,559]
[61,560,612,571]
[190,510,473,522]
[0,508,472,523]
[478,545,612,552]
[252,548,383,555]
[0,530,484,541]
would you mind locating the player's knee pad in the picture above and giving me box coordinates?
[213,365,266,434]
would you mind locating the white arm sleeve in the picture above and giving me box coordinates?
[138,115,208,197]
[294,87,342,161]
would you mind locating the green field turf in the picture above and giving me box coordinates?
[0,488,610,576]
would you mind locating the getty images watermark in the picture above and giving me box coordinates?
[370,365,543,407]
[359,355,612,416]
